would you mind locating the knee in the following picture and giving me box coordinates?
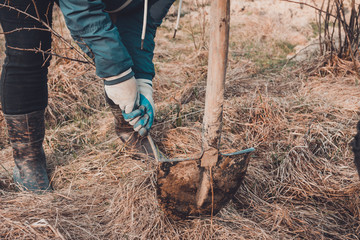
[1,27,52,71]
[4,49,51,74]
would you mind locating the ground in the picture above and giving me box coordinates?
[0,0,359,239]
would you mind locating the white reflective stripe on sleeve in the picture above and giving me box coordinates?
[104,68,132,81]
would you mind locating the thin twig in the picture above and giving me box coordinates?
[7,46,93,65]
[0,27,50,35]
[0,3,94,67]
[153,109,204,127]
[281,0,337,18]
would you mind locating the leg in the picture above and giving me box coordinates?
[0,0,54,191]
[352,120,360,177]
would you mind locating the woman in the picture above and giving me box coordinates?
[0,0,174,192]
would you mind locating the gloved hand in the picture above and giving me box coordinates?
[123,78,154,136]
[104,73,139,114]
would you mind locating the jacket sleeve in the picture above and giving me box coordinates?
[58,0,135,80]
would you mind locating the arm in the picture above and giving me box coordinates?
[58,0,134,80]
[113,0,176,135]
[59,0,140,115]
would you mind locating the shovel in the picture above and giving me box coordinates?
[153,0,254,220]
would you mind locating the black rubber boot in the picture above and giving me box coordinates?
[5,110,51,192]
[352,120,360,178]
[106,95,157,160]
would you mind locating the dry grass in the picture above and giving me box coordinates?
[0,1,359,239]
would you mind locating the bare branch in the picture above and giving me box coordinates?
[0,3,95,67]
[281,0,337,18]
[31,0,40,20]
[7,46,92,65]
[0,27,50,35]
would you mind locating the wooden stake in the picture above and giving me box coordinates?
[201,0,230,166]
[196,0,230,208]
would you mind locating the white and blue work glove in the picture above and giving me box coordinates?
[123,78,155,136]
[104,70,140,114]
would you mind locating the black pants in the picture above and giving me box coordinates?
[0,0,54,114]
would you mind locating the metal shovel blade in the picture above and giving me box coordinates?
[156,150,252,220]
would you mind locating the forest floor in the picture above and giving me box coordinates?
[0,0,360,239]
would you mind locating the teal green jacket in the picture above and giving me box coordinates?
[58,0,174,81]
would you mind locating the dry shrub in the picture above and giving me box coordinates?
[318,0,360,59]
[293,0,360,76]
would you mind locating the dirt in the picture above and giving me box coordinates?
[156,152,251,220]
